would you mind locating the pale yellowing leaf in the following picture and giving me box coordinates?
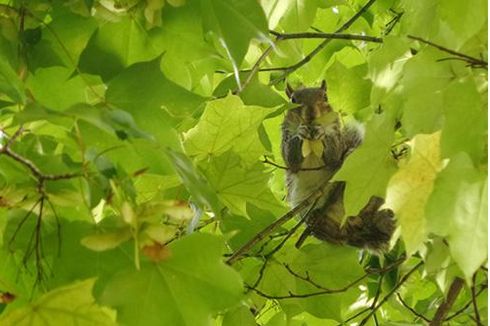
[81,228,132,251]
[385,132,444,254]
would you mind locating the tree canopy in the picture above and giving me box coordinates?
[0,0,487,325]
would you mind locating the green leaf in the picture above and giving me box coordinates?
[152,2,222,89]
[437,0,487,49]
[79,16,160,80]
[28,10,97,70]
[426,152,487,282]
[0,54,25,104]
[441,78,486,164]
[47,221,135,290]
[106,58,203,144]
[202,151,285,217]
[26,67,101,111]
[386,132,444,254]
[184,94,272,164]
[367,36,411,106]
[326,61,372,114]
[279,0,319,32]
[67,104,151,140]
[201,0,269,66]
[222,305,256,326]
[213,74,286,108]
[290,243,363,321]
[399,49,453,137]
[260,0,291,30]
[335,112,397,217]
[399,0,439,40]
[100,233,244,326]
[0,279,116,326]
[220,205,277,250]
[166,149,221,213]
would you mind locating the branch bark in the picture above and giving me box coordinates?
[430,277,465,325]
[270,31,383,43]
[270,0,377,84]
[226,181,334,265]
[407,35,488,69]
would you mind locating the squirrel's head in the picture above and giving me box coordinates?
[286,80,332,124]
[285,81,338,141]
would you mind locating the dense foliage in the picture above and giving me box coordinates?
[0,0,487,325]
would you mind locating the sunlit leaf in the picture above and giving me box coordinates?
[201,0,269,66]
[0,279,117,326]
[100,233,243,326]
[335,112,397,217]
[184,94,273,164]
[386,132,444,254]
[426,152,487,282]
[201,151,285,217]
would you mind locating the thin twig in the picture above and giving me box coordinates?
[430,277,465,325]
[8,199,42,251]
[407,35,488,69]
[384,10,403,35]
[262,156,326,171]
[283,264,332,291]
[4,126,24,148]
[270,31,383,43]
[1,130,82,182]
[471,273,482,325]
[226,181,334,265]
[247,272,370,299]
[250,256,407,301]
[396,293,431,322]
[359,261,424,324]
[236,43,276,94]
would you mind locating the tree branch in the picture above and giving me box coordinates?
[471,273,483,326]
[396,293,431,322]
[430,277,465,325]
[262,156,326,171]
[235,43,276,94]
[270,31,383,43]
[358,261,424,325]
[0,129,82,182]
[444,282,487,321]
[248,256,406,301]
[247,271,370,299]
[270,0,377,84]
[226,181,335,265]
[407,35,488,69]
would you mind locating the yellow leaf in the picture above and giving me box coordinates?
[302,139,312,157]
[310,139,324,158]
[81,228,132,251]
[385,131,444,254]
[121,201,136,226]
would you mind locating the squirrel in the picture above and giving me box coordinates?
[281,81,395,252]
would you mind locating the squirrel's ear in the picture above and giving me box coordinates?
[286,83,294,98]
[320,80,327,91]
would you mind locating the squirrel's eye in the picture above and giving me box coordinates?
[291,96,297,103]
